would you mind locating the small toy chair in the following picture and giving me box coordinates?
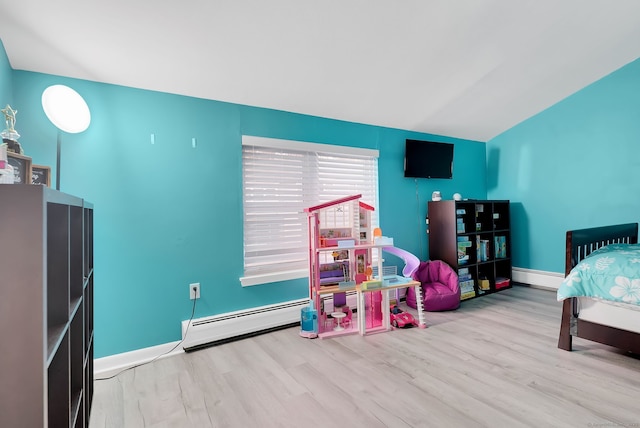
[406,260,460,311]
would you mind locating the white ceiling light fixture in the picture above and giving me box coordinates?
[41,84,91,190]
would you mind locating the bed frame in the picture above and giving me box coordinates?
[558,222,640,353]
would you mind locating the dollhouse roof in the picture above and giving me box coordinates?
[304,194,376,214]
[304,194,362,213]
[359,201,375,212]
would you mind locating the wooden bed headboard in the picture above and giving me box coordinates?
[565,223,638,276]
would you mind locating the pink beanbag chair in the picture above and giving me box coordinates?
[406,260,460,311]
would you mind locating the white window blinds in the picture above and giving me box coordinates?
[241,136,379,286]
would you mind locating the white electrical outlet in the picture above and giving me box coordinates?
[189,282,200,300]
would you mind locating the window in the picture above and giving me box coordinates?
[241,135,379,286]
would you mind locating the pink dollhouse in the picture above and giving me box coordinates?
[304,194,376,337]
[303,194,425,339]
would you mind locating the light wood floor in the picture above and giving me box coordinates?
[89,286,640,428]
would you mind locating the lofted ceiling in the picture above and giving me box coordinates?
[1,0,640,142]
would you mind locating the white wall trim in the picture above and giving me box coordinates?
[94,340,184,379]
[94,267,562,377]
[512,267,564,290]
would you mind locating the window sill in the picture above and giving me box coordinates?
[240,269,308,287]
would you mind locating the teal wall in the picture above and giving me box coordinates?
[487,57,640,273]
[0,39,13,109]
[8,66,486,357]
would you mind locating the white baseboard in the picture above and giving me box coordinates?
[512,267,564,290]
[94,340,184,379]
[93,270,559,376]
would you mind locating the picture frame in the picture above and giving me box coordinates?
[6,152,32,185]
[31,165,51,187]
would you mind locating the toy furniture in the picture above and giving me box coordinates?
[364,290,383,329]
[319,261,350,286]
[357,278,425,335]
[331,311,347,331]
[407,260,461,311]
[304,194,376,338]
[304,194,426,338]
[300,305,318,338]
[390,305,419,328]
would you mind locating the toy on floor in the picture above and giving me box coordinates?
[390,305,418,328]
[299,304,318,338]
[407,260,460,312]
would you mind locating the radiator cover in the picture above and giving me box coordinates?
[181,298,309,351]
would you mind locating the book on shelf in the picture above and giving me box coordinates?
[459,279,475,293]
[458,255,470,265]
[473,236,490,262]
[457,236,471,264]
[494,235,507,259]
[478,239,490,262]
[460,289,475,298]
[461,290,476,300]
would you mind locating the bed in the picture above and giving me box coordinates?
[557,222,640,353]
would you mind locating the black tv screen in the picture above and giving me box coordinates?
[404,139,454,179]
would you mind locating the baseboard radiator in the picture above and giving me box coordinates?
[181,298,310,352]
[181,285,406,352]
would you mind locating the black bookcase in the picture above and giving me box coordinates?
[428,200,511,300]
[0,185,94,427]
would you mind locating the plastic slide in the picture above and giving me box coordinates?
[383,246,420,278]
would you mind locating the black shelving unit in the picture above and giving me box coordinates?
[0,185,94,427]
[428,200,511,301]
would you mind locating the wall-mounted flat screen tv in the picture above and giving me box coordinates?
[404,139,454,179]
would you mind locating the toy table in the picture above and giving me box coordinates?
[356,278,424,335]
[331,312,346,331]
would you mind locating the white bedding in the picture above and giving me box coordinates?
[578,297,640,334]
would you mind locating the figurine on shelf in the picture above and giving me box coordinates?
[1,104,23,154]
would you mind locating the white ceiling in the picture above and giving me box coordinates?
[1,0,640,142]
